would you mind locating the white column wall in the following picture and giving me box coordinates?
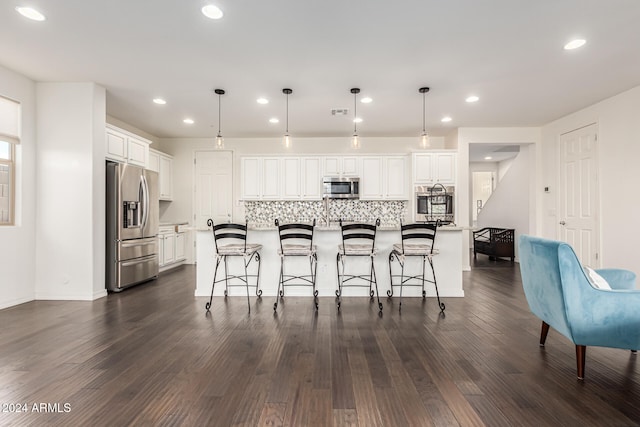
[35,82,106,300]
[0,65,37,309]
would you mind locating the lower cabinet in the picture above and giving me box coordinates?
[159,226,187,271]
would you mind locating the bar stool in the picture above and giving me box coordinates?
[273,219,318,312]
[205,219,262,313]
[388,220,445,313]
[336,218,383,313]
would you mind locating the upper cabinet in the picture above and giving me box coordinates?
[360,156,408,200]
[241,157,280,200]
[105,124,151,168]
[149,148,174,201]
[412,152,457,185]
[323,156,359,176]
[301,157,322,199]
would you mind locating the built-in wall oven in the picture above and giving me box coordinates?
[415,183,455,225]
[323,176,360,199]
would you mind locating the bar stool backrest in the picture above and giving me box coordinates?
[340,218,380,254]
[275,219,316,252]
[207,218,248,253]
[399,220,439,255]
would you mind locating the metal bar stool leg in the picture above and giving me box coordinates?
[223,256,230,297]
[255,252,262,297]
[206,256,222,312]
[244,255,251,313]
[336,253,343,310]
[369,259,374,299]
[371,256,383,313]
[421,255,427,299]
[428,256,445,313]
[274,255,284,312]
[387,252,394,298]
[311,254,319,311]
[399,257,405,313]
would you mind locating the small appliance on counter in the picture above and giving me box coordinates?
[106,161,159,292]
[415,183,455,225]
[322,176,360,199]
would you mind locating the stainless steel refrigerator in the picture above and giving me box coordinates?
[106,161,159,292]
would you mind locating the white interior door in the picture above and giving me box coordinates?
[195,151,233,229]
[558,124,599,266]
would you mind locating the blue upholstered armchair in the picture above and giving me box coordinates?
[518,235,640,379]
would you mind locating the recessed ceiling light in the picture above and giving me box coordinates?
[564,39,586,50]
[153,98,166,105]
[183,118,194,124]
[269,118,279,124]
[353,117,363,123]
[15,6,46,21]
[466,95,479,103]
[441,116,452,123]
[360,97,372,104]
[257,98,269,105]
[484,156,493,160]
[202,4,223,20]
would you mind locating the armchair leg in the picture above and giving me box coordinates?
[540,321,550,346]
[576,345,586,380]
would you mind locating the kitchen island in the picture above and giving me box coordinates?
[195,225,464,299]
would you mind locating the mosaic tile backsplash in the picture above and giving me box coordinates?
[244,200,407,227]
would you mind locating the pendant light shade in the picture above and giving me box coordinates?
[214,89,225,149]
[351,88,360,149]
[419,87,430,148]
[283,88,292,148]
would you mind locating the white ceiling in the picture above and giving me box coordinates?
[2,1,640,140]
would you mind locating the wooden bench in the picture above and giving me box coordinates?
[473,227,515,262]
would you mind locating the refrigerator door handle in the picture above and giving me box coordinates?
[121,240,156,248]
[140,174,148,230]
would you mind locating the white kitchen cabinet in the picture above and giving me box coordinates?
[161,232,175,266]
[281,158,301,200]
[149,149,174,201]
[159,225,187,270]
[385,156,408,199]
[241,157,280,200]
[360,156,408,200]
[159,154,173,200]
[323,156,359,176]
[262,158,280,199]
[301,157,322,199]
[360,157,384,199]
[241,157,261,200]
[413,152,457,185]
[105,124,150,167]
[175,232,186,261]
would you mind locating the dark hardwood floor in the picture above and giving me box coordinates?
[1,257,639,426]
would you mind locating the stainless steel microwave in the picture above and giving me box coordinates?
[322,176,360,199]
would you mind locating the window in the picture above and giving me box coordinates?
[0,141,14,225]
[0,95,20,226]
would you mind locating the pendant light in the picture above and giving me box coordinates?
[419,87,430,148]
[351,88,360,149]
[214,89,225,149]
[283,88,292,148]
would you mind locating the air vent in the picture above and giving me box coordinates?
[331,108,349,116]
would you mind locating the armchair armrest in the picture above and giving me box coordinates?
[595,268,637,290]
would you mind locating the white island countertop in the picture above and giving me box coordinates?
[195,225,465,300]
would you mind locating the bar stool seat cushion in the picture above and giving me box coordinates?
[217,243,262,256]
[392,243,439,256]
[339,244,377,255]
[278,244,317,256]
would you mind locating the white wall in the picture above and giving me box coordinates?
[0,65,37,309]
[541,84,640,273]
[35,82,106,300]
[476,147,532,261]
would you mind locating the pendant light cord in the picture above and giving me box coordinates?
[422,90,426,134]
[218,94,221,135]
[353,92,357,134]
[286,92,289,134]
